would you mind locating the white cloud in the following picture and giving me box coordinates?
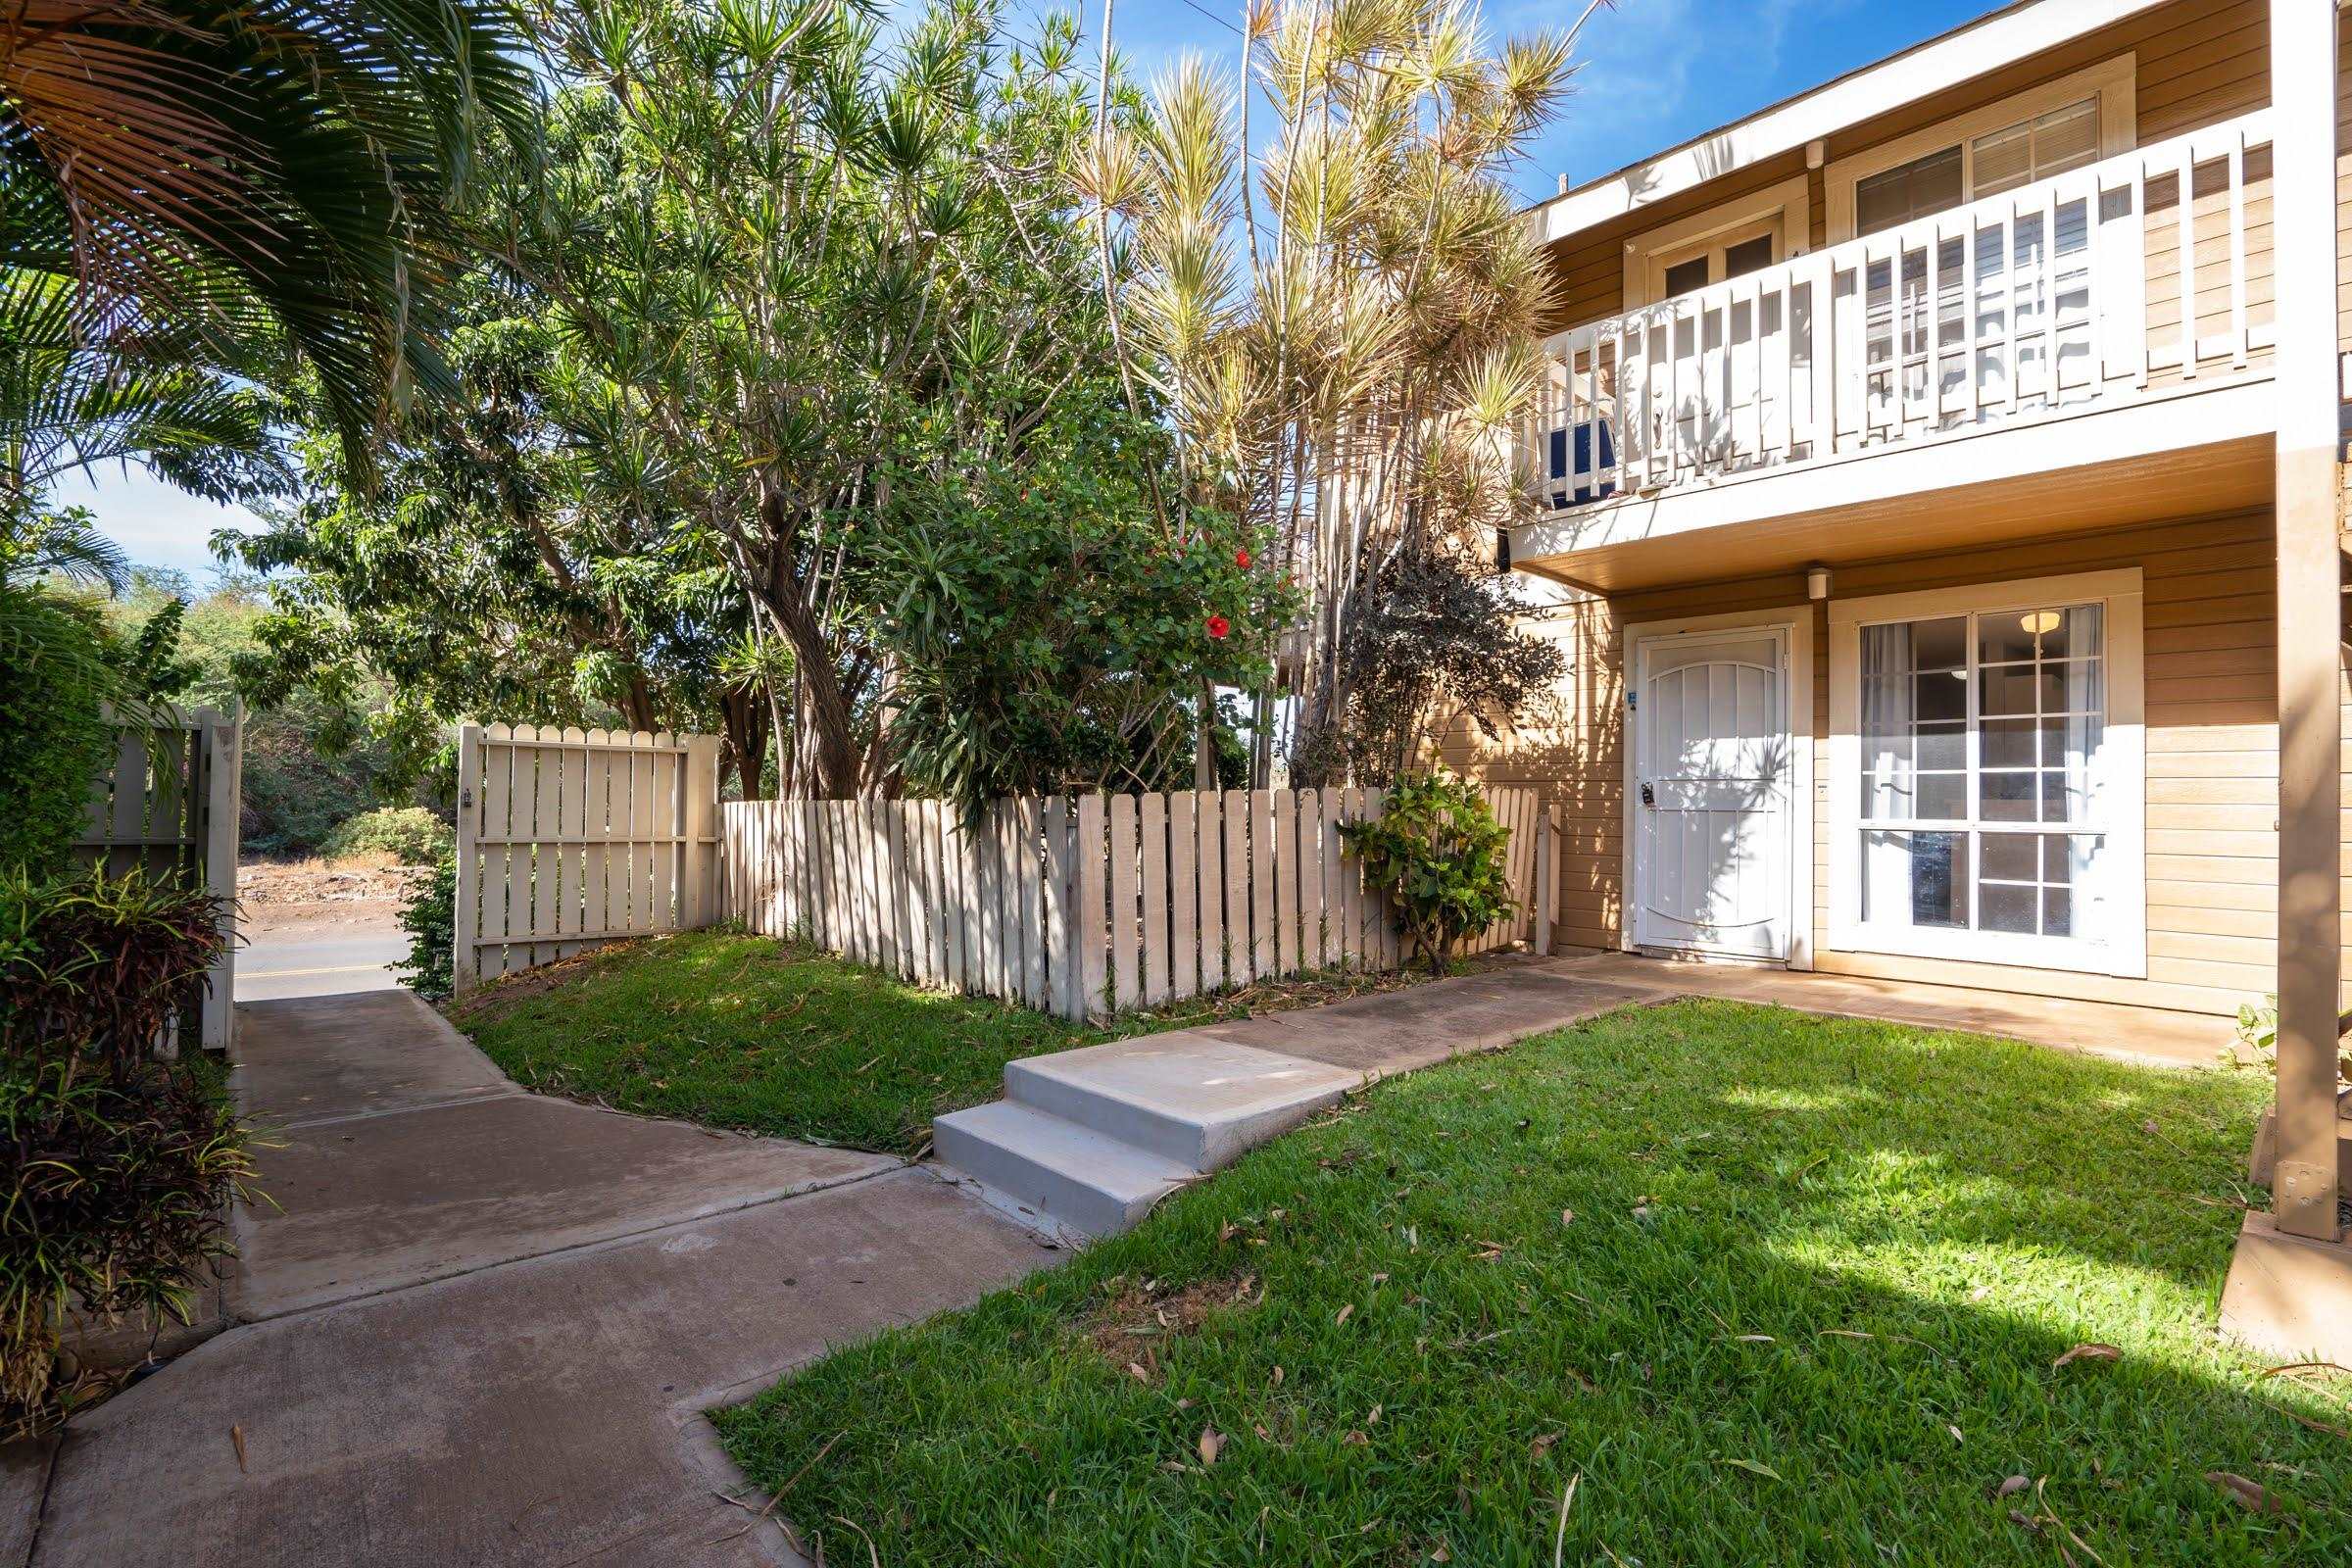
[45,466,263,585]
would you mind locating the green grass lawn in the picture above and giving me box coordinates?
[452,928,1452,1155]
[715,1000,2350,1566]
[453,928,1097,1153]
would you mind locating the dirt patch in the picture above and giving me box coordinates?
[238,856,425,936]
[1120,951,1518,1033]
[240,854,423,906]
[445,938,659,1026]
[1084,1271,1261,1375]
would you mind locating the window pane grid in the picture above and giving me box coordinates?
[1856,604,2106,943]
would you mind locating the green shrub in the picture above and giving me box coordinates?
[1340,774,1516,977]
[0,868,249,1438]
[0,585,120,875]
[397,854,457,1000]
[2230,993,2352,1084]
[321,806,453,864]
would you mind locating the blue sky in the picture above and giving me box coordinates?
[82,0,1993,583]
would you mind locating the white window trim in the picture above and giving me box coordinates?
[1619,605,1816,971]
[1623,174,1811,308]
[1824,54,2136,243]
[1826,568,2146,978]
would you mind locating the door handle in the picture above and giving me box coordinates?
[1640,782,1655,808]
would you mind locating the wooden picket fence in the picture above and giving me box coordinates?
[74,706,241,1054]
[453,723,721,987]
[718,785,1553,1022]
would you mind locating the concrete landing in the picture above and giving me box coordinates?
[1200,967,1657,1077]
[1005,1032,1358,1166]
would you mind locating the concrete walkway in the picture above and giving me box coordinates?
[12,993,1060,1567]
[935,951,2233,1241]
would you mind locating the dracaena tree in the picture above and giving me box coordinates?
[1098,0,1601,786]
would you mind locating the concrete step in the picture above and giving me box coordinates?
[1003,1032,1360,1170]
[933,1101,1197,1241]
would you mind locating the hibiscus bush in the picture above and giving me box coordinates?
[875,396,1285,813]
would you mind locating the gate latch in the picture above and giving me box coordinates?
[1640,782,1655,808]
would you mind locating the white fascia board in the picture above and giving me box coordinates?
[1532,0,2176,246]
[1507,376,2277,567]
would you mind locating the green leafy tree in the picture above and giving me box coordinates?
[1341,774,1516,977]
[228,280,776,794]
[502,0,1265,800]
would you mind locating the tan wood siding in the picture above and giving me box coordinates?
[1540,0,2272,338]
[1447,509,2314,1016]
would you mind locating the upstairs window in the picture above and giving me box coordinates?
[1852,97,2099,236]
[1828,57,2133,244]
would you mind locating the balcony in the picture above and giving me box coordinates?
[1512,111,2278,589]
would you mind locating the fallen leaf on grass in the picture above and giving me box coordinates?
[1993,1475,2032,1499]
[1341,1429,1370,1446]
[2205,1471,2281,1513]
[2264,1399,2352,1441]
[1560,1208,1575,1226]
[1718,1458,1782,1481]
[1946,1424,1965,1445]
[1530,1433,1559,1462]
[1199,1427,1224,1467]
[2053,1344,2122,1370]
[1128,1361,1152,1384]
[1269,1364,1285,1387]
[1335,1302,1354,1326]
[2258,1359,2352,1381]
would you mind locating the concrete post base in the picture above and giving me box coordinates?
[2246,1093,2352,1188]
[2219,1210,2352,1363]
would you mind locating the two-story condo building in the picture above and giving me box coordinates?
[1458,0,2351,1353]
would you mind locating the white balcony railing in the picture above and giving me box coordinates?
[1524,110,2276,512]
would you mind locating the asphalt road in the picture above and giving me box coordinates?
[237,921,411,1003]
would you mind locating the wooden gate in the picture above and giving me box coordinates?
[452,723,721,989]
[74,707,241,1053]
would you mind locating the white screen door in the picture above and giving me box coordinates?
[1633,629,1793,959]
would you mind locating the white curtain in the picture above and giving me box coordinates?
[1859,623,1916,924]
[2060,604,2107,923]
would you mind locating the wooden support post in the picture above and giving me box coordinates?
[2266,0,2343,1246]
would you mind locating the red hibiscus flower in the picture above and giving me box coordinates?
[1205,613,1231,640]
[1235,548,1251,568]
